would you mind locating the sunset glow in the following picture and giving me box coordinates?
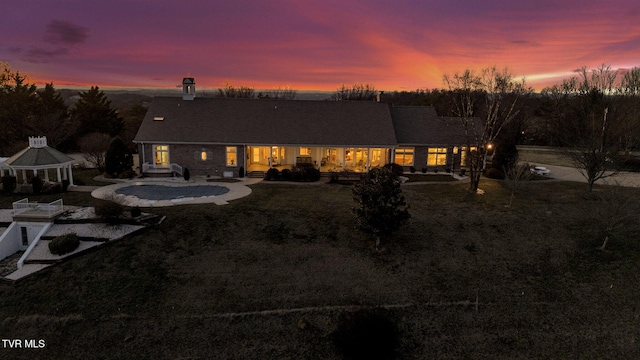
[2,0,639,92]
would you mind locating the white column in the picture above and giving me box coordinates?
[342,148,346,170]
[56,167,62,182]
[44,168,50,181]
[366,148,371,171]
[22,169,27,184]
[316,147,321,170]
[68,164,74,186]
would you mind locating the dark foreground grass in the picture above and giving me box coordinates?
[1,180,640,359]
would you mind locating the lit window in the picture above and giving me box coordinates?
[394,148,414,165]
[427,147,447,166]
[154,145,169,167]
[226,146,237,166]
[153,116,164,121]
[299,147,311,156]
[201,151,207,161]
[461,146,477,166]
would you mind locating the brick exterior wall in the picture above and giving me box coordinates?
[139,144,245,177]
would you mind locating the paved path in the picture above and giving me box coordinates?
[529,163,640,187]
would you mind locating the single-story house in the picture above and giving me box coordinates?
[133,78,478,178]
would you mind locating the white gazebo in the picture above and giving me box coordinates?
[0,137,75,186]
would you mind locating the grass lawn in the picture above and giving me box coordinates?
[1,179,639,359]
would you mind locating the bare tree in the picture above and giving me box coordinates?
[560,64,621,192]
[503,156,531,208]
[443,66,529,193]
[79,132,112,171]
[329,83,378,101]
[259,86,297,100]
[617,67,640,156]
[215,82,255,98]
[589,182,640,250]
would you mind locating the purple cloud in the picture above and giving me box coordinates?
[44,20,88,45]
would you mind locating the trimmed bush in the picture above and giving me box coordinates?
[421,167,427,173]
[94,200,124,223]
[332,308,399,360]
[31,176,43,194]
[484,167,505,179]
[61,179,70,192]
[265,168,279,181]
[410,166,416,173]
[130,206,142,218]
[383,163,404,177]
[183,167,191,181]
[2,175,17,193]
[48,233,80,255]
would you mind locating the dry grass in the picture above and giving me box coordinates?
[1,180,639,359]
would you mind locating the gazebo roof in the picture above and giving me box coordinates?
[3,137,75,169]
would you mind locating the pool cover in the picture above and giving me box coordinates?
[115,184,230,200]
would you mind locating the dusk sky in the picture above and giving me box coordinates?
[2,0,639,92]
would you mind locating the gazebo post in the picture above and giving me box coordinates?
[68,164,75,186]
[44,168,50,182]
[22,169,27,184]
[56,167,62,182]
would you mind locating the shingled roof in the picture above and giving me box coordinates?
[4,144,75,168]
[134,97,398,147]
[391,106,475,146]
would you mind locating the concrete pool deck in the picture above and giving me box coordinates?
[91,177,259,207]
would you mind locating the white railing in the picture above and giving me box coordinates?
[12,198,64,217]
[141,162,182,176]
[170,163,183,176]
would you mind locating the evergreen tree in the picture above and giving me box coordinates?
[71,86,123,140]
[31,83,72,149]
[105,137,133,177]
[0,63,38,154]
[352,167,410,248]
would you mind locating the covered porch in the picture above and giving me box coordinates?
[246,146,391,174]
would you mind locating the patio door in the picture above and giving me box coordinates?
[154,145,170,168]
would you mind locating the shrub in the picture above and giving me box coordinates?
[421,167,427,173]
[94,200,124,223]
[61,179,70,192]
[118,168,136,179]
[291,164,320,182]
[130,206,142,218]
[105,137,133,177]
[265,168,279,181]
[332,308,398,360]
[383,163,404,177]
[281,168,291,180]
[484,167,505,179]
[409,166,416,173]
[31,176,43,194]
[2,175,17,193]
[48,233,80,255]
[183,167,191,181]
[328,171,340,183]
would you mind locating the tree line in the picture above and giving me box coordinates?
[0,62,145,165]
[3,61,640,193]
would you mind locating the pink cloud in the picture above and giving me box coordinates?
[2,0,639,91]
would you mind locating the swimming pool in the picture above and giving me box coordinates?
[115,184,230,200]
